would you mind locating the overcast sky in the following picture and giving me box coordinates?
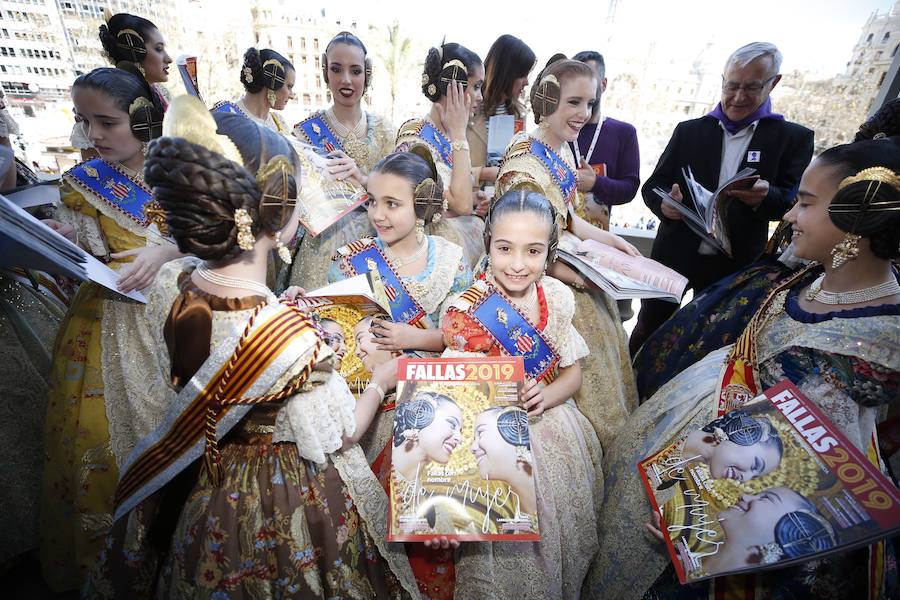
[330,0,895,78]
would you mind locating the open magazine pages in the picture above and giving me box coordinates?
[652,167,759,258]
[388,356,540,542]
[288,138,369,237]
[556,232,685,302]
[0,194,146,302]
[299,272,391,316]
[639,381,900,584]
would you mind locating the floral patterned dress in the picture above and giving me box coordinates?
[587,268,900,600]
[85,258,418,599]
[442,276,605,600]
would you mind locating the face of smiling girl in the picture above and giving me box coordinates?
[488,210,552,297]
[365,170,417,246]
[545,74,596,143]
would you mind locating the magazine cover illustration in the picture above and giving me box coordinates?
[388,356,540,541]
[639,380,900,583]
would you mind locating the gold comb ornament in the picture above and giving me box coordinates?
[162,95,244,165]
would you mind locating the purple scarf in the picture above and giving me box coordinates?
[708,98,784,135]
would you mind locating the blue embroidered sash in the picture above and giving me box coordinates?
[530,138,576,205]
[340,240,427,327]
[462,283,558,383]
[211,101,248,117]
[296,113,343,154]
[418,121,454,166]
[65,159,154,227]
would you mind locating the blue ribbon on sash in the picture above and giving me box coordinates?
[211,101,248,117]
[67,159,154,226]
[347,244,426,326]
[531,139,576,204]
[470,287,558,382]
[419,121,454,166]
[297,114,343,154]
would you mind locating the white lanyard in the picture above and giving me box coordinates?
[575,115,606,162]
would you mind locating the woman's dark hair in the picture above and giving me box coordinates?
[773,495,837,559]
[72,67,163,142]
[485,190,559,264]
[240,48,295,94]
[371,149,444,224]
[815,139,900,260]
[855,98,900,142]
[99,13,158,65]
[481,406,531,450]
[145,113,299,260]
[482,35,536,119]
[392,392,458,447]
[702,411,783,457]
[422,42,482,102]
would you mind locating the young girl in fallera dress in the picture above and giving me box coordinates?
[495,56,639,452]
[40,67,179,592]
[85,97,417,598]
[441,190,605,599]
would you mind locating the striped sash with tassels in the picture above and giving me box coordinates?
[114,300,321,519]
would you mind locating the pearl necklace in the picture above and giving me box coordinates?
[195,263,273,298]
[805,273,900,305]
[383,239,427,269]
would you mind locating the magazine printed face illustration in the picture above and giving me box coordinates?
[640,381,900,583]
[388,357,540,541]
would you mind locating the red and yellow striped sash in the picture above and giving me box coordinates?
[114,303,318,509]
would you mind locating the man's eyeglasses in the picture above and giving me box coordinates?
[721,75,777,95]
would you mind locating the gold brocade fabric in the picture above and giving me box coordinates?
[442,276,605,599]
[0,273,66,564]
[495,132,638,451]
[285,111,395,292]
[40,181,152,592]
[585,289,900,600]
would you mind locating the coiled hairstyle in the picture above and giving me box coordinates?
[421,42,481,102]
[240,48,295,94]
[816,139,900,260]
[99,12,158,65]
[72,67,163,142]
[145,113,300,261]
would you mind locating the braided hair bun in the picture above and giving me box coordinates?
[420,42,481,102]
[855,98,900,142]
[146,112,299,260]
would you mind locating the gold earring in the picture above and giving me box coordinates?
[275,230,292,264]
[415,218,425,244]
[402,428,420,444]
[538,118,550,130]
[830,232,861,269]
[515,445,532,466]
[235,208,255,251]
[266,89,277,107]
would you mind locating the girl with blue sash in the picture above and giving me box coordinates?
[287,32,395,290]
[496,57,639,453]
[85,98,417,598]
[211,47,294,135]
[587,140,900,600]
[395,42,487,269]
[441,190,604,599]
[40,67,180,592]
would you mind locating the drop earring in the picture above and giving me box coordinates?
[267,89,277,108]
[830,233,860,269]
[275,230,292,264]
[140,142,148,157]
[415,218,425,244]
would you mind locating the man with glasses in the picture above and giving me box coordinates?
[630,42,813,356]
